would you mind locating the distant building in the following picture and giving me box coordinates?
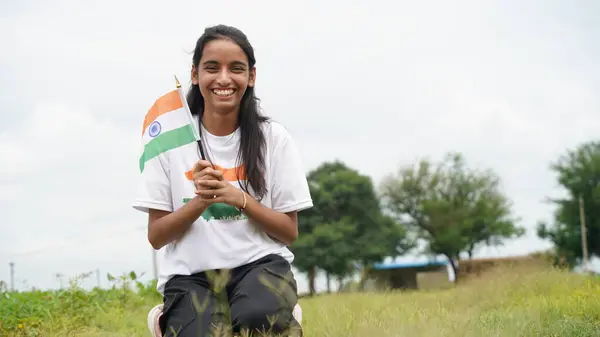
[364,253,553,291]
[364,260,455,291]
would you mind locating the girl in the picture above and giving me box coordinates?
[133,24,312,336]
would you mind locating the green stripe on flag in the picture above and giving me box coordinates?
[139,124,196,172]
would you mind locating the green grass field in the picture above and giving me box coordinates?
[2,264,600,336]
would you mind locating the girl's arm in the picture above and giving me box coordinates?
[242,194,298,245]
[147,196,209,249]
[146,160,217,249]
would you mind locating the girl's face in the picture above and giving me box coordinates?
[192,38,255,115]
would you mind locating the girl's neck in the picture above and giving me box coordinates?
[201,109,239,136]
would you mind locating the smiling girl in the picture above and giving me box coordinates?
[133,25,312,336]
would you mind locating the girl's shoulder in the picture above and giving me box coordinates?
[261,119,294,144]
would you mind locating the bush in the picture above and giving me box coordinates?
[0,271,158,336]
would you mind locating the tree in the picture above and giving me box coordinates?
[309,218,356,292]
[380,152,524,279]
[292,183,325,296]
[291,161,412,295]
[537,141,600,268]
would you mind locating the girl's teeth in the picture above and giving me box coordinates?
[214,89,234,96]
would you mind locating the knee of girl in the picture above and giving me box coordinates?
[233,307,293,333]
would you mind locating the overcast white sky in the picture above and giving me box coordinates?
[1,0,599,293]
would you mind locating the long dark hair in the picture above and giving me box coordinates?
[187,24,269,199]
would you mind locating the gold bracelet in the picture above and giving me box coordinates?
[238,190,247,212]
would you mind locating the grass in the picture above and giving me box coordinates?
[1,265,600,336]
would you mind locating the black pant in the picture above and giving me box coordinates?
[159,254,302,336]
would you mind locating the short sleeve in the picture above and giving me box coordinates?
[269,123,313,213]
[132,153,173,213]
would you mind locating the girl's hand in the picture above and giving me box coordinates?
[195,171,245,209]
[192,160,219,194]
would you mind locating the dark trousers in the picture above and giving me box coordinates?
[159,254,302,336]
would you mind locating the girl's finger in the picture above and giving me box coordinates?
[193,160,213,173]
[194,183,219,195]
[193,167,219,181]
[194,180,203,192]
[204,197,224,205]
[196,180,221,188]
[196,190,215,198]
[205,170,224,180]
[196,188,225,198]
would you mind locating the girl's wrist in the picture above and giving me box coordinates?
[192,195,209,208]
[237,190,248,211]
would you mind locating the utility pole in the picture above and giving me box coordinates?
[9,262,14,292]
[152,249,158,280]
[55,273,64,289]
[96,269,101,288]
[579,195,589,273]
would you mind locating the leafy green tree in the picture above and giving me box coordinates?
[310,218,356,292]
[380,152,524,278]
[537,141,600,268]
[292,183,325,295]
[291,161,412,295]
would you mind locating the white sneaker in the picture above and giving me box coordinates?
[146,302,302,336]
[147,304,163,337]
[292,303,303,325]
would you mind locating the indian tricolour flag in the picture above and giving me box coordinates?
[138,85,199,173]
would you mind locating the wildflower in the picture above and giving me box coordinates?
[18,324,23,329]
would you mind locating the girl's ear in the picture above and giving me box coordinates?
[191,65,199,85]
[248,67,256,87]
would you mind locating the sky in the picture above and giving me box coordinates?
[1,0,600,294]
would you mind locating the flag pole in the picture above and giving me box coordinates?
[174,74,207,163]
[174,74,199,140]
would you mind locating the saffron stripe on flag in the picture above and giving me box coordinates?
[139,124,196,172]
[141,90,183,136]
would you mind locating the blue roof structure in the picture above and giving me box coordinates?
[373,260,448,270]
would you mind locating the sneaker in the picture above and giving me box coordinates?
[292,303,303,325]
[147,303,163,337]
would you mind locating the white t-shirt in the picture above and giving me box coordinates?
[132,118,313,294]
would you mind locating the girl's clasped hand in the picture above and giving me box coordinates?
[192,159,245,210]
